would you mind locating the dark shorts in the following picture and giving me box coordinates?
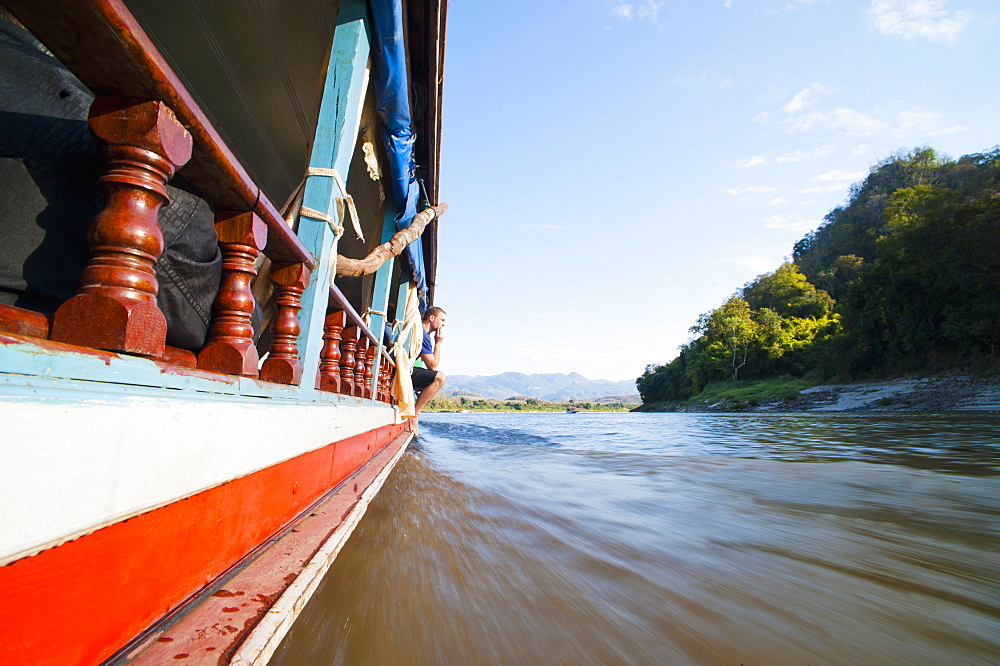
[411,367,438,391]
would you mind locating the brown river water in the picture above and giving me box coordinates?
[272,412,1000,665]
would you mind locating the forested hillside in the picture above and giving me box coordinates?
[638,147,1000,405]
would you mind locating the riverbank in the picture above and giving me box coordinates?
[639,374,1000,413]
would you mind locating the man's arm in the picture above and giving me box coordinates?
[421,331,443,370]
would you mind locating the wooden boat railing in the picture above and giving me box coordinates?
[0,0,398,405]
[319,287,398,403]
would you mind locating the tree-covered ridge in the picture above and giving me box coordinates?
[638,147,1000,405]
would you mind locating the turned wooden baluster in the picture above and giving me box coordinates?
[260,262,310,385]
[319,310,347,393]
[378,356,388,402]
[339,326,360,396]
[382,357,393,403]
[364,344,377,400]
[51,97,192,356]
[197,211,267,376]
[353,337,369,398]
[382,358,395,404]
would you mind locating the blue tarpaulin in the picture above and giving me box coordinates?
[369,0,427,309]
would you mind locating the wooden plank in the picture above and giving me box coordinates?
[230,431,412,664]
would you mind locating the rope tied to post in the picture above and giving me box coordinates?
[306,167,364,242]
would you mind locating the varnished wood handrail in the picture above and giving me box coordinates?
[0,304,50,339]
[328,286,383,348]
[4,0,314,268]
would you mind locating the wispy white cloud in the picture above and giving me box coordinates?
[895,108,967,136]
[673,72,707,85]
[727,185,778,196]
[762,214,821,232]
[612,4,634,19]
[758,81,882,137]
[782,82,833,114]
[790,108,887,136]
[852,144,871,156]
[757,107,887,136]
[797,169,864,193]
[814,169,865,182]
[719,256,782,273]
[775,145,836,163]
[870,0,970,44]
[730,146,835,170]
[730,155,769,168]
[761,100,968,141]
[611,1,665,22]
[798,183,850,193]
[767,196,790,206]
[673,70,732,90]
[758,83,965,141]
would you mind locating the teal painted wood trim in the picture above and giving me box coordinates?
[0,339,338,402]
[295,218,336,399]
[0,372,391,411]
[295,0,372,397]
[367,206,400,399]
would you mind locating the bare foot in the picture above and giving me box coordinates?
[409,417,420,437]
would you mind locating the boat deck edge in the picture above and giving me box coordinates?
[122,430,413,664]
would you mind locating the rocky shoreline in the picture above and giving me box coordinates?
[644,375,1000,413]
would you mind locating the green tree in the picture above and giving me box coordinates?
[743,263,835,319]
[638,145,999,394]
[844,182,1000,366]
[692,297,758,383]
[636,352,694,403]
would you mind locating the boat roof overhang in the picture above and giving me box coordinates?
[128,0,447,299]
[404,0,447,303]
[4,0,446,293]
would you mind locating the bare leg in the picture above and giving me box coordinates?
[411,372,446,437]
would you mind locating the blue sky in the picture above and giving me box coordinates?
[432,0,998,382]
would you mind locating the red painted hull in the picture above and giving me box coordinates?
[0,421,407,665]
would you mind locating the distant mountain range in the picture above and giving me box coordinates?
[444,372,639,401]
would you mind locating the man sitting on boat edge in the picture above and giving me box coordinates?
[410,306,447,436]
